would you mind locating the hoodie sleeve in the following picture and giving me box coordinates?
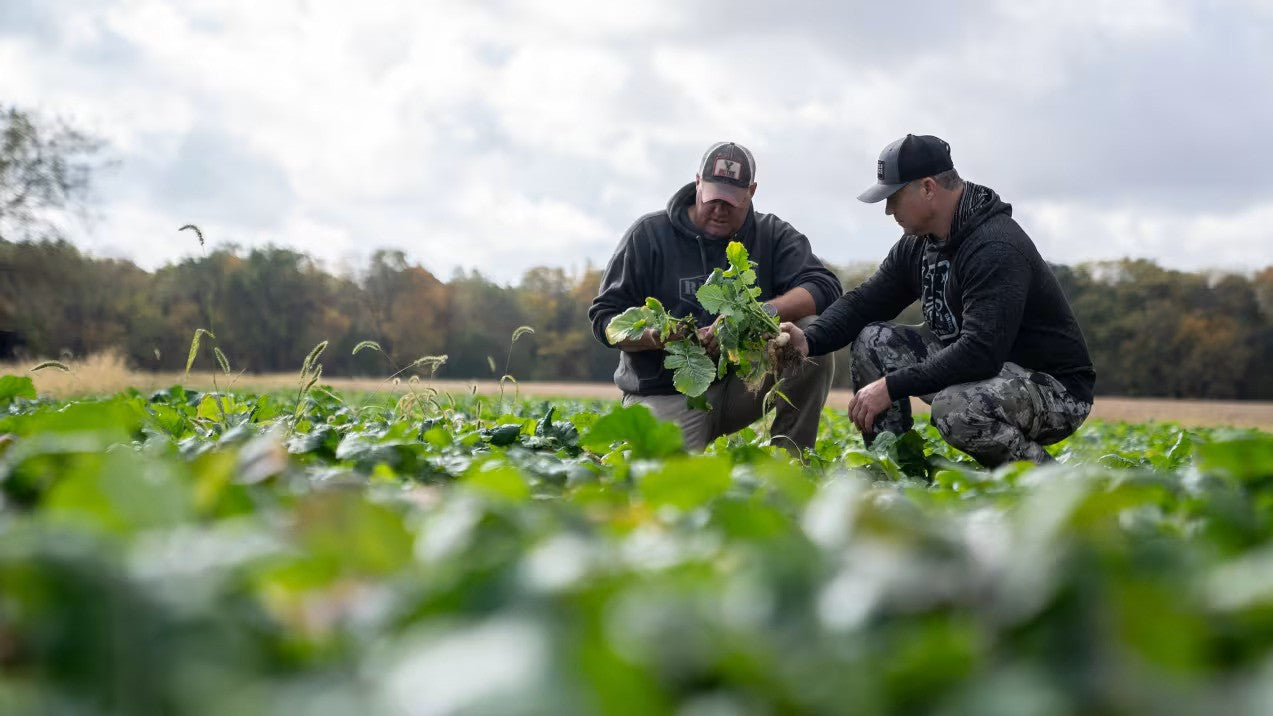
[769,223,843,312]
[803,238,919,357]
[588,219,650,347]
[885,240,1031,399]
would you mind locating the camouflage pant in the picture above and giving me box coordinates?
[851,322,1092,467]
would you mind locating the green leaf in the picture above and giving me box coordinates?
[1195,433,1273,483]
[726,241,749,273]
[663,339,715,398]
[463,463,531,502]
[196,394,224,421]
[482,423,523,447]
[0,375,37,404]
[890,429,930,480]
[639,456,732,510]
[294,492,413,576]
[696,283,729,314]
[605,306,656,345]
[580,404,683,458]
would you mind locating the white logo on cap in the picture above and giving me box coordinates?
[713,158,742,180]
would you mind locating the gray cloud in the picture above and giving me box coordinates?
[123,127,294,230]
[0,0,1269,282]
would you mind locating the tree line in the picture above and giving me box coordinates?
[2,237,1270,400]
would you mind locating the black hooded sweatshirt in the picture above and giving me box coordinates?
[803,182,1095,404]
[589,182,843,395]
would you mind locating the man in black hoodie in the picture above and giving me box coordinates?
[780,135,1095,467]
[589,142,842,453]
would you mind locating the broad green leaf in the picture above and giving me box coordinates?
[696,283,729,314]
[197,395,224,421]
[639,455,731,510]
[580,404,683,458]
[0,375,37,404]
[605,306,655,345]
[463,462,531,502]
[294,491,413,576]
[1195,434,1273,483]
[663,339,715,398]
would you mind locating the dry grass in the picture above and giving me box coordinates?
[5,352,1272,431]
[3,350,139,399]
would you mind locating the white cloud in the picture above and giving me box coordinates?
[1,0,1270,287]
[1020,199,1273,271]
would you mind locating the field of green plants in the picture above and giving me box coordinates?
[3,373,1273,716]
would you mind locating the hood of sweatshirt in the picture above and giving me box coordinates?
[939,181,1012,255]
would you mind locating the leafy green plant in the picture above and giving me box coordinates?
[606,241,800,406]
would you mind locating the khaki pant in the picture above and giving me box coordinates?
[622,316,834,454]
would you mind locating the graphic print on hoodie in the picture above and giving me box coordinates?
[921,253,958,340]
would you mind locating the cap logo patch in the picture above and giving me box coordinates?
[877,160,885,180]
[713,158,742,180]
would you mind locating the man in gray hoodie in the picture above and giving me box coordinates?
[781,134,1095,467]
[589,142,842,453]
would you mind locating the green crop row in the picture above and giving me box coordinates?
[1,375,1272,715]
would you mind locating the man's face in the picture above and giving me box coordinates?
[693,178,756,238]
[884,180,932,236]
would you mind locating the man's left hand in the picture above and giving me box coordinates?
[848,377,893,435]
[697,316,723,358]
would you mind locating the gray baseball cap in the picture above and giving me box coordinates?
[698,141,756,207]
[857,134,954,203]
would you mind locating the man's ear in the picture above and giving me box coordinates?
[748,183,758,199]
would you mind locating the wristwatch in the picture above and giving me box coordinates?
[761,302,778,318]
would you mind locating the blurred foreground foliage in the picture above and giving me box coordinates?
[2,379,1273,715]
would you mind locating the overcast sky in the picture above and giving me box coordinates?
[2,0,1271,284]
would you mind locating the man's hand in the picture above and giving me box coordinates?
[777,322,809,357]
[848,377,893,436]
[616,327,664,352]
[697,316,723,358]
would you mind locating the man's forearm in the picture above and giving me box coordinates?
[767,286,817,322]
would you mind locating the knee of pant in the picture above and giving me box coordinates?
[931,390,995,444]
[801,351,834,385]
[850,322,892,360]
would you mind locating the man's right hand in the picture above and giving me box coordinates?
[777,322,810,357]
[616,327,664,352]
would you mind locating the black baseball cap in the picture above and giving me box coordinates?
[698,141,756,207]
[857,134,954,203]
